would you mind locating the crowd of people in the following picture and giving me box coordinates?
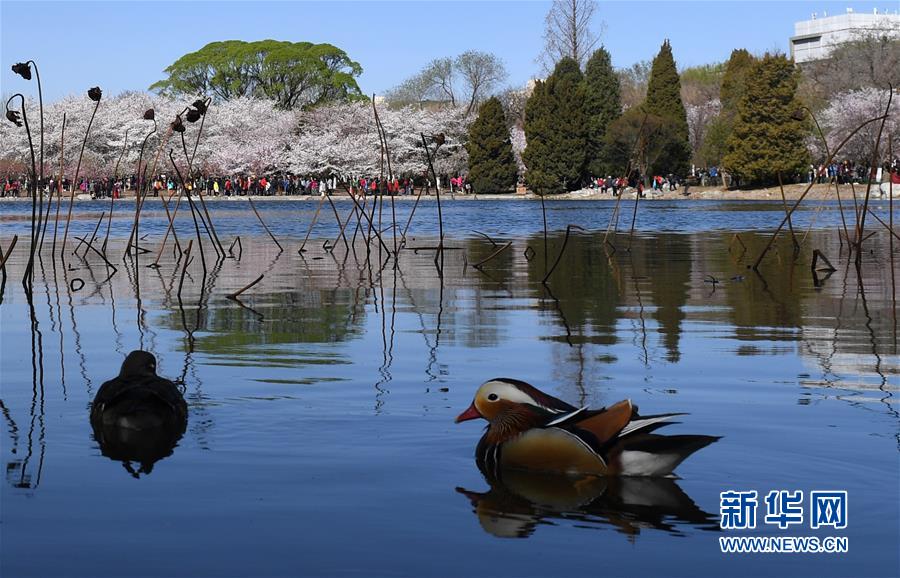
[694,160,897,188]
[1,172,473,199]
[5,160,896,199]
[809,161,882,185]
[588,174,679,197]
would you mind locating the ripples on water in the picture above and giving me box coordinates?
[0,199,898,577]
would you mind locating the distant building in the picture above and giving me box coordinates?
[790,8,900,63]
[524,78,543,96]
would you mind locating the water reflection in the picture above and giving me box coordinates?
[457,469,717,539]
[89,351,188,478]
[90,409,187,478]
[1,211,897,575]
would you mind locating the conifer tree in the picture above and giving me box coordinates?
[642,40,690,175]
[583,47,621,178]
[723,53,809,184]
[466,97,518,193]
[701,49,755,169]
[523,57,588,194]
[523,79,552,192]
[720,48,754,116]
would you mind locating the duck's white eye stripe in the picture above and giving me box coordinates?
[481,381,540,405]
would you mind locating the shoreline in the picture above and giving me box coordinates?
[0,183,895,203]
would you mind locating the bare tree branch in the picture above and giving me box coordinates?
[457,51,508,115]
[539,0,603,72]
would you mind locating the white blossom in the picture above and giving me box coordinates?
[817,87,900,163]
[510,125,526,175]
[1,93,473,180]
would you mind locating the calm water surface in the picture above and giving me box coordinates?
[1,199,898,577]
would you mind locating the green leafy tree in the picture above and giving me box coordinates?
[523,57,588,194]
[583,47,621,177]
[642,40,690,175]
[151,40,363,109]
[723,53,809,185]
[466,97,518,193]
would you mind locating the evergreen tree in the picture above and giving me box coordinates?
[583,47,621,178]
[642,40,690,175]
[720,48,754,115]
[604,108,682,178]
[466,97,518,193]
[723,53,809,184]
[523,57,588,194]
[701,49,755,169]
[523,79,553,192]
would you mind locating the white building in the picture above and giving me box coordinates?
[790,8,900,63]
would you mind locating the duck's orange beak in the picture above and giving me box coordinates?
[455,402,482,423]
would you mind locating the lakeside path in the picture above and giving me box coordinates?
[0,183,896,202]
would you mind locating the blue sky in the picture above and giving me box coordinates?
[1,1,893,102]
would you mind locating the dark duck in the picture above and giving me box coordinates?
[90,350,188,477]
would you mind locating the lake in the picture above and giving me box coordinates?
[1,198,898,577]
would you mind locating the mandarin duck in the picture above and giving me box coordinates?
[455,378,718,477]
[91,351,187,477]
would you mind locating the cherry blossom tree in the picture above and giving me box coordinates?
[282,102,471,179]
[686,98,721,166]
[199,97,295,174]
[510,125,527,176]
[817,87,899,164]
[2,92,473,182]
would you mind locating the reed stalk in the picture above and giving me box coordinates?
[777,172,799,253]
[247,198,283,252]
[543,225,585,284]
[341,184,391,254]
[325,194,350,251]
[854,86,893,263]
[151,188,184,266]
[61,92,101,262]
[298,195,326,253]
[373,97,397,255]
[890,137,896,335]
[177,239,193,299]
[799,105,852,248]
[0,236,18,305]
[101,128,129,254]
[51,113,67,257]
[226,274,264,300]
[472,241,512,270]
[420,133,445,258]
[169,151,207,274]
[603,112,647,247]
[127,120,160,256]
[6,95,38,295]
[752,112,889,270]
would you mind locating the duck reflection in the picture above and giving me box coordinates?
[457,466,718,539]
[90,351,188,478]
